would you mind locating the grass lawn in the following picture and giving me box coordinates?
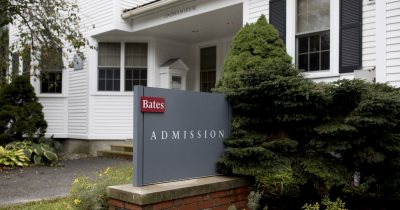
[0,164,132,210]
[0,197,72,210]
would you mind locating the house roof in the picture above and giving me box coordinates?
[160,58,189,71]
[121,0,189,19]
[160,58,180,67]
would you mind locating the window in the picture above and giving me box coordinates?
[172,76,181,90]
[200,46,216,92]
[11,53,19,76]
[125,43,147,91]
[98,43,121,91]
[22,47,31,75]
[41,71,62,93]
[40,47,63,93]
[296,0,330,71]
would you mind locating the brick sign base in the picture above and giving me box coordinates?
[107,176,251,210]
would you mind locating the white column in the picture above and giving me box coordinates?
[286,0,296,63]
[243,0,250,25]
[375,0,387,83]
[330,0,340,75]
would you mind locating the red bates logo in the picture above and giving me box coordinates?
[141,97,165,113]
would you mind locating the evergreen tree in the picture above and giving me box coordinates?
[316,80,400,199]
[215,15,329,197]
[0,25,8,87]
[0,75,47,145]
[216,15,400,206]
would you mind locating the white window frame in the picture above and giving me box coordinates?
[124,42,148,91]
[94,41,150,95]
[199,45,217,92]
[36,48,67,97]
[97,42,122,92]
[286,0,339,78]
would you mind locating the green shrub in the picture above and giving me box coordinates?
[0,146,29,167]
[0,75,47,145]
[302,197,347,210]
[216,15,400,208]
[247,191,262,210]
[5,137,61,165]
[255,166,299,197]
[69,164,132,210]
[216,14,327,197]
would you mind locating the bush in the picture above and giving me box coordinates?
[0,146,29,167]
[0,75,47,145]
[5,137,61,165]
[302,197,347,210]
[216,15,400,208]
[69,164,132,210]
[216,14,327,197]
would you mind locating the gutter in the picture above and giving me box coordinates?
[122,0,184,19]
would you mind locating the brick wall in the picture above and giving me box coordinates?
[108,186,250,210]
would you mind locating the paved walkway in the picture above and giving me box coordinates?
[0,157,130,207]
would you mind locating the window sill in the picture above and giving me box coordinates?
[37,94,68,98]
[303,71,340,79]
[91,91,134,96]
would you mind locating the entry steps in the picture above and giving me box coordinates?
[97,144,133,160]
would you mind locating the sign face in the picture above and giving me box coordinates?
[141,97,165,113]
[133,86,231,186]
[73,54,83,70]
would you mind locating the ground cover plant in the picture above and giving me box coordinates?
[0,145,29,167]
[216,15,400,209]
[5,137,61,165]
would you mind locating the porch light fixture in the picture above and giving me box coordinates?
[226,21,234,26]
[192,30,199,33]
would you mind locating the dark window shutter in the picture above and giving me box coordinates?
[340,0,362,73]
[269,0,286,44]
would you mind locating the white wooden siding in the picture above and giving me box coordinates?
[68,68,88,135]
[78,0,114,33]
[92,95,133,139]
[386,0,400,86]
[248,0,269,23]
[39,98,68,137]
[120,0,154,10]
[362,0,376,69]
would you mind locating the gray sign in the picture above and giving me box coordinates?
[133,86,231,186]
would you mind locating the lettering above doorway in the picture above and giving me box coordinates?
[163,5,196,19]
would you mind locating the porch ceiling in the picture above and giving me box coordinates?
[135,3,242,44]
[97,3,242,44]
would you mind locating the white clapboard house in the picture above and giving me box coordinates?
[8,0,400,155]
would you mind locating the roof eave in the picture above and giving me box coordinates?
[121,0,182,19]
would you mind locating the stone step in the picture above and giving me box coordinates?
[97,150,133,160]
[110,144,133,152]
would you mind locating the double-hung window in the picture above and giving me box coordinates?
[40,47,63,93]
[98,42,148,92]
[200,46,216,92]
[296,0,330,72]
[98,43,121,91]
[270,0,362,74]
[125,43,147,91]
